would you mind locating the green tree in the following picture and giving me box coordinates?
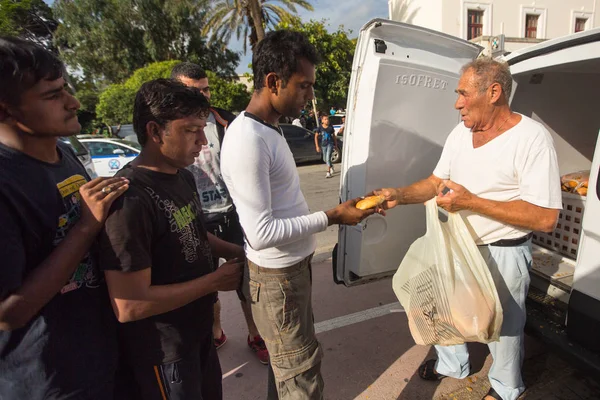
[278,18,355,109]
[0,0,58,48]
[96,61,251,125]
[206,71,251,112]
[71,76,101,134]
[96,60,179,126]
[204,0,313,53]
[96,84,137,127]
[53,0,240,83]
[124,60,181,90]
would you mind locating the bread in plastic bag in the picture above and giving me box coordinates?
[392,199,503,346]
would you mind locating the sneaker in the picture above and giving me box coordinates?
[326,172,332,178]
[214,331,227,349]
[248,335,269,365]
[331,166,335,173]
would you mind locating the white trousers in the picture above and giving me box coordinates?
[434,240,532,400]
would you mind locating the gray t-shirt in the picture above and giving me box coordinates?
[187,112,233,220]
[0,141,117,398]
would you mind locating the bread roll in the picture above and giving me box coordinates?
[576,187,587,196]
[356,195,385,210]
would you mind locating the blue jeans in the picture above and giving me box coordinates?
[434,240,532,400]
[322,143,334,168]
[128,329,223,400]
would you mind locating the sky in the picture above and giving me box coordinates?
[44,0,390,74]
[231,0,390,73]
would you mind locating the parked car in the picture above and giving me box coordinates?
[77,136,141,177]
[280,123,342,164]
[58,136,98,178]
[329,113,345,135]
[111,124,138,143]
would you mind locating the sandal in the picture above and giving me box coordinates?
[483,388,503,400]
[418,359,445,381]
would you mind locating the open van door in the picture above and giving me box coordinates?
[569,133,600,351]
[335,19,481,286]
[502,28,600,351]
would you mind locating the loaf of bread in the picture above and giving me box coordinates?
[561,170,589,195]
[356,195,385,210]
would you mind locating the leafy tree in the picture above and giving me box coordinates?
[0,0,58,48]
[53,0,240,83]
[70,76,101,134]
[278,18,355,109]
[124,60,181,90]
[206,71,251,112]
[96,61,251,125]
[96,84,137,127]
[96,60,178,126]
[204,0,313,53]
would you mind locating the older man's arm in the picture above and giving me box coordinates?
[437,180,559,232]
[372,174,445,211]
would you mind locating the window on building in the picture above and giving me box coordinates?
[525,14,539,38]
[467,10,484,40]
[575,18,588,32]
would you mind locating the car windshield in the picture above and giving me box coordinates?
[59,136,88,156]
[329,116,344,125]
[120,140,142,151]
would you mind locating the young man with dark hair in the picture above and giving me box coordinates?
[0,36,129,398]
[171,62,269,364]
[98,78,244,400]
[221,30,375,399]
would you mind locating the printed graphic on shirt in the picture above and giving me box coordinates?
[144,186,214,268]
[188,118,232,215]
[55,174,101,294]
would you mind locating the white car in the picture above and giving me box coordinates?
[58,136,98,179]
[78,136,141,177]
[329,114,345,135]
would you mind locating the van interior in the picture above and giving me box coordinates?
[510,55,600,301]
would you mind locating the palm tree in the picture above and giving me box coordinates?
[389,0,419,24]
[203,0,314,53]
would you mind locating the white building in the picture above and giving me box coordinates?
[389,0,598,54]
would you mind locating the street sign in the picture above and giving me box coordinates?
[490,34,505,57]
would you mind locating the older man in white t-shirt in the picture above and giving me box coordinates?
[374,59,561,400]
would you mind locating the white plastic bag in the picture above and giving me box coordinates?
[392,199,503,346]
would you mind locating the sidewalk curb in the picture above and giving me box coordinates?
[313,245,334,264]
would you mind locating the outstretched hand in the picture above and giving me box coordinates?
[367,188,399,215]
[326,198,377,226]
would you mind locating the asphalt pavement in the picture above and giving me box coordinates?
[217,162,600,400]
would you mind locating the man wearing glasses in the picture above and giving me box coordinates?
[171,63,269,365]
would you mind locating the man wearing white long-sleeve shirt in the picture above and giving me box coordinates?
[221,30,374,400]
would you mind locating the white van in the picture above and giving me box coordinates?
[334,19,600,360]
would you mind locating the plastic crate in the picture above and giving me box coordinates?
[532,192,586,260]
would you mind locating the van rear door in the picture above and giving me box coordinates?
[335,19,481,286]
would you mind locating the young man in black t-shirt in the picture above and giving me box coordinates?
[171,62,269,365]
[0,37,129,399]
[98,79,244,400]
